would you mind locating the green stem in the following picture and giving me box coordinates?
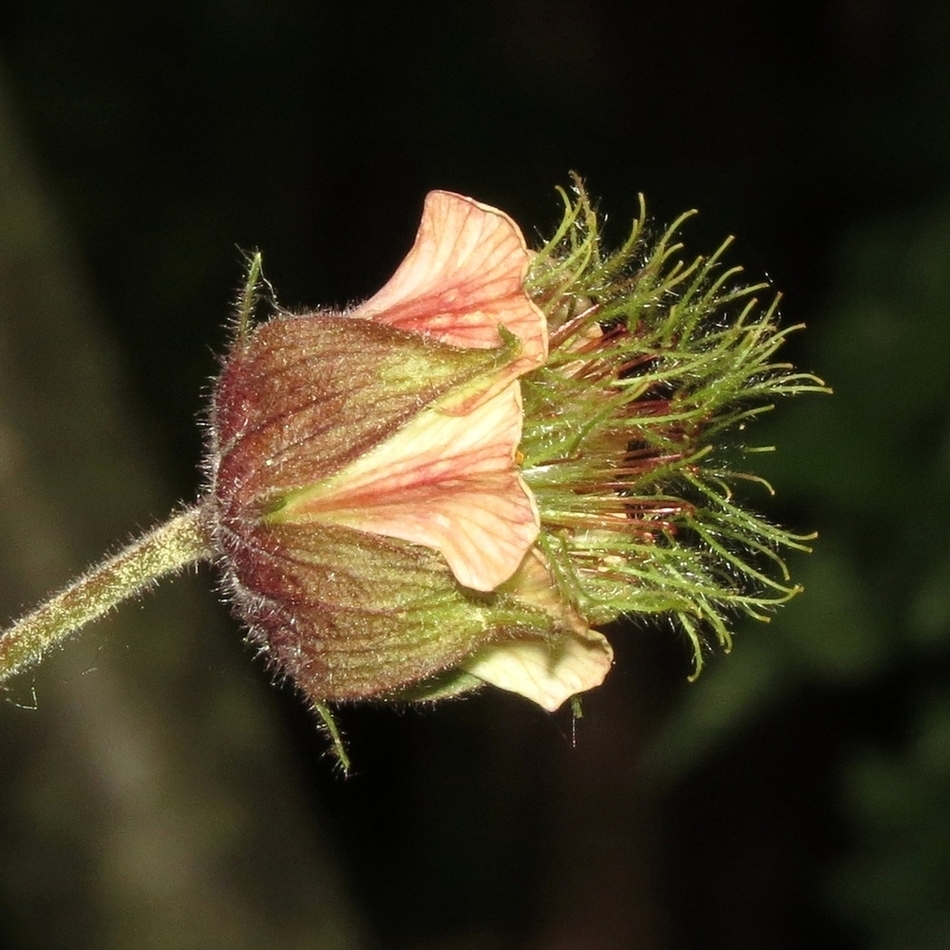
[0,505,213,686]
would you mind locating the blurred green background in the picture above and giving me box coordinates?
[1,1,948,948]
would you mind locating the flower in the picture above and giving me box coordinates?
[206,180,822,731]
[208,191,614,711]
[0,178,823,762]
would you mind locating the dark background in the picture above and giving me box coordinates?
[1,1,949,948]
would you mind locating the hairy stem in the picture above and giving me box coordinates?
[0,506,212,686]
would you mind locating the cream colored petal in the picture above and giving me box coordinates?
[461,628,614,712]
[351,191,548,375]
[282,382,539,591]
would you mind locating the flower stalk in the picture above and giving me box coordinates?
[0,507,211,686]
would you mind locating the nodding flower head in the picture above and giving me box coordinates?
[206,182,821,721]
[0,179,822,768]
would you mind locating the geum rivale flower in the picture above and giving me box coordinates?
[208,191,615,713]
[0,179,823,766]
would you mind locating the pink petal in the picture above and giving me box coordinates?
[461,629,614,712]
[279,381,540,591]
[351,191,548,377]
[462,550,613,709]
